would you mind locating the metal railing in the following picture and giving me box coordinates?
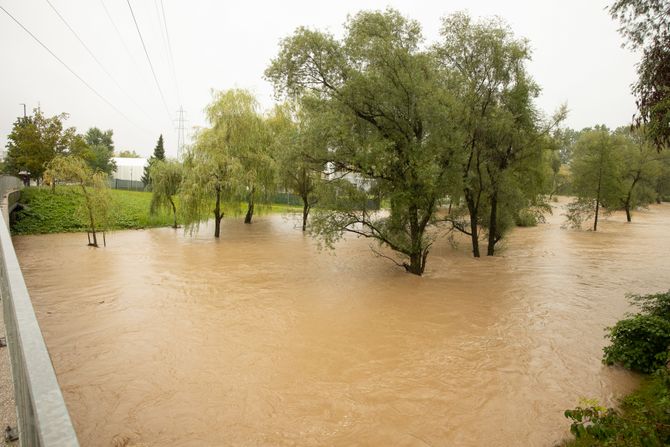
[0,177,79,446]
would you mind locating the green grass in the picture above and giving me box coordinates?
[11,186,305,235]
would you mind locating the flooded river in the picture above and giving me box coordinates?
[12,202,670,446]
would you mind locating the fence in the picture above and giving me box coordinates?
[109,178,145,191]
[0,175,79,446]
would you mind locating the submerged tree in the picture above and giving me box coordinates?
[266,9,463,275]
[267,103,325,231]
[150,159,183,228]
[614,127,662,221]
[566,127,624,231]
[180,126,241,238]
[44,155,111,247]
[435,12,560,256]
[204,90,274,224]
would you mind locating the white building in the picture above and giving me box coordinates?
[111,157,148,182]
[111,157,148,190]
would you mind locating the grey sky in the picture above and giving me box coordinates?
[0,0,639,159]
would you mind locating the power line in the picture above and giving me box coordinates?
[0,5,148,134]
[45,0,153,122]
[158,0,181,105]
[99,0,144,83]
[126,0,172,125]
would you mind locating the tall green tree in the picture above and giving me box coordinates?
[142,135,166,187]
[267,103,325,231]
[566,127,624,231]
[435,12,559,256]
[84,127,116,174]
[610,0,670,149]
[149,159,183,229]
[266,9,463,275]
[4,109,73,183]
[614,127,662,221]
[43,155,111,247]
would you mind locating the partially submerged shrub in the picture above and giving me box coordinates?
[603,291,670,374]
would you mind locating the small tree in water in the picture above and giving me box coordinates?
[44,155,111,246]
[267,103,325,232]
[150,160,183,228]
[180,128,241,238]
[565,127,624,231]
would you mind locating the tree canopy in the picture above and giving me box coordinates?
[610,0,670,148]
[4,109,74,182]
[267,9,466,275]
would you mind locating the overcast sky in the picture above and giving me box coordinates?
[0,0,639,159]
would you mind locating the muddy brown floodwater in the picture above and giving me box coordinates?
[11,201,670,446]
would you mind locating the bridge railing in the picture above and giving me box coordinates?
[0,177,79,446]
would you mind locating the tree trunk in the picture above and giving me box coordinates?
[593,148,603,232]
[244,201,254,224]
[244,188,255,224]
[169,197,178,229]
[487,191,498,256]
[301,195,310,232]
[402,204,429,275]
[214,187,222,238]
[625,203,632,222]
[81,184,98,247]
[404,249,428,275]
[465,194,480,258]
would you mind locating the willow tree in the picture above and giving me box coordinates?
[267,103,326,231]
[203,90,274,224]
[266,9,462,275]
[180,128,240,238]
[149,159,183,228]
[44,155,111,247]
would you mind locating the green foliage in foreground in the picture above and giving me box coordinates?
[11,186,302,235]
[562,370,670,446]
[604,291,670,374]
[562,291,670,446]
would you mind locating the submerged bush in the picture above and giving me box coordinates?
[563,291,670,446]
[603,291,670,374]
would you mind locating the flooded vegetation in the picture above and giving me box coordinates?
[10,201,670,446]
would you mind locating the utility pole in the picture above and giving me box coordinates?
[19,103,26,118]
[174,106,187,159]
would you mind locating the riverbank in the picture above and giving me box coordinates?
[11,187,302,235]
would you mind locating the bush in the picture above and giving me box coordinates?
[602,291,670,374]
[562,291,670,446]
[563,370,670,446]
[603,315,670,373]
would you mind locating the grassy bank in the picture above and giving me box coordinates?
[11,186,303,235]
